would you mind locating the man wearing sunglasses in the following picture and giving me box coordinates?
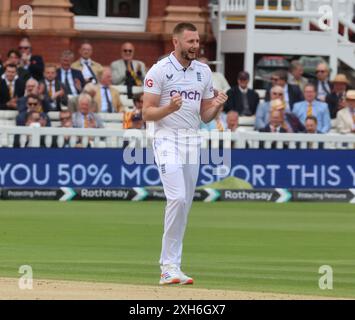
[15,94,51,127]
[111,42,146,87]
[311,62,332,102]
[265,70,303,111]
[18,37,45,81]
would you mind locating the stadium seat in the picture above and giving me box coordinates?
[255,89,266,99]
[0,110,18,120]
[105,122,123,130]
[119,95,135,111]
[98,112,124,122]
[112,85,144,95]
[48,112,60,121]
[0,119,16,126]
[239,116,256,127]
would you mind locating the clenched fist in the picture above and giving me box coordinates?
[169,93,183,112]
[213,91,228,109]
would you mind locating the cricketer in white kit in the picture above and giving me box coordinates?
[143,22,228,285]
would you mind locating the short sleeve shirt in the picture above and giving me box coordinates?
[144,52,214,134]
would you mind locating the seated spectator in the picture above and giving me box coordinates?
[259,109,288,133]
[326,74,350,119]
[0,64,25,110]
[256,86,304,133]
[224,71,259,116]
[57,110,74,148]
[18,37,45,81]
[226,110,239,132]
[68,82,99,113]
[17,78,51,113]
[198,57,231,93]
[200,110,227,131]
[304,115,319,134]
[293,83,331,133]
[111,42,146,97]
[60,110,72,127]
[123,93,144,129]
[40,64,68,111]
[304,116,323,149]
[94,67,123,113]
[56,50,85,97]
[255,85,289,129]
[336,90,355,134]
[72,93,104,128]
[72,41,103,84]
[265,70,303,110]
[14,111,52,148]
[287,60,308,92]
[16,94,51,126]
[5,49,31,81]
[311,62,332,102]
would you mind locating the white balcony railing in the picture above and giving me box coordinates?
[0,126,354,150]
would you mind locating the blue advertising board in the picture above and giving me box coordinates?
[0,148,354,189]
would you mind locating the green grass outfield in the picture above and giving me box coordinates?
[0,201,355,298]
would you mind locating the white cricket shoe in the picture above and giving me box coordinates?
[178,270,194,285]
[159,264,181,285]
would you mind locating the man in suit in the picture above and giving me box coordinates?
[224,71,259,116]
[260,109,287,133]
[42,64,68,111]
[259,109,288,149]
[311,62,332,102]
[226,111,239,132]
[287,60,308,92]
[293,83,331,133]
[57,50,85,97]
[72,93,104,129]
[265,70,303,110]
[326,74,350,119]
[18,37,45,81]
[71,41,103,84]
[68,82,99,113]
[336,90,355,134]
[304,116,324,149]
[5,49,31,82]
[16,93,51,126]
[0,64,25,110]
[94,67,123,113]
[17,78,51,113]
[111,42,146,89]
[304,115,320,134]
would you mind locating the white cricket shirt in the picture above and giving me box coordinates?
[144,52,214,136]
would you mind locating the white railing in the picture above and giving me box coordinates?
[234,130,355,149]
[338,14,355,43]
[0,126,354,150]
[221,0,247,13]
[212,0,355,75]
[217,0,355,34]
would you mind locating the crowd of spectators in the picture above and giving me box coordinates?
[0,36,354,148]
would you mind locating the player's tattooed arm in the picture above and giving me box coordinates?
[143,93,183,121]
[200,91,228,123]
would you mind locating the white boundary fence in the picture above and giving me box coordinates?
[0,126,354,150]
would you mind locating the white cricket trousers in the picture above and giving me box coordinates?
[153,136,200,268]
